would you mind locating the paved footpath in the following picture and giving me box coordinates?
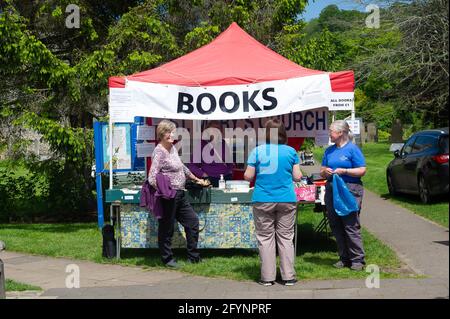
[1,164,448,299]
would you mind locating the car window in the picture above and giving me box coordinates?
[439,135,449,153]
[412,135,437,153]
[401,137,416,156]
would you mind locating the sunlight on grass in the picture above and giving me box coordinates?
[5,279,42,292]
[0,204,411,283]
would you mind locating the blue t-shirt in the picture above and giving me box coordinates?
[321,142,366,183]
[247,144,299,203]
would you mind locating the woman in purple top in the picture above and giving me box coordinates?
[149,120,206,268]
[188,121,234,187]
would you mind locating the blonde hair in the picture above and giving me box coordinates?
[330,120,354,142]
[156,120,176,141]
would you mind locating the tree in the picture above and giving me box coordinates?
[1,0,312,219]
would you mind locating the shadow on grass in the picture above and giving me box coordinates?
[296,223,336,255]
[0,222,97,233]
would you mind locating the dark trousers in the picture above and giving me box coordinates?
[325,181,365,265]
[158,190,200,263]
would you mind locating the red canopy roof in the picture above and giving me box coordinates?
[109,22,353,91]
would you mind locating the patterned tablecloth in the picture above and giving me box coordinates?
[120,203,257,249]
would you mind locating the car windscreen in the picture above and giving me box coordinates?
[439,135,449,153]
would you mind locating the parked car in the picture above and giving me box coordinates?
[386,128,449,203]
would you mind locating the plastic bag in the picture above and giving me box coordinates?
[332,174,359,216]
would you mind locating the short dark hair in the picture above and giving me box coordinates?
[265,119,287,144]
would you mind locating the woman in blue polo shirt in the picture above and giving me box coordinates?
[320,120,367,271]
[244,119,302,286]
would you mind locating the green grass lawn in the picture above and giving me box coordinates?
[5,279,42,292]
[0,205,411,282]
[313,143,449,228]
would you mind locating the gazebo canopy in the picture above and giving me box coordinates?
[108,22,354,120]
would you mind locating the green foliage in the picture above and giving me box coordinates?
[2,0,447,222]
[300,137,315,151]
[276,24,343,71]
[0,159,95,222]
[183,23,220,50]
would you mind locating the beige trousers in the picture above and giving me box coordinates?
[252,202,297,281]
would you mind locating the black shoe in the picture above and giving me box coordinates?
[165,259,180,268]
[283,279,298,286]
[333,261,351,269]
[187,258,202,264]
[258,280,275,286]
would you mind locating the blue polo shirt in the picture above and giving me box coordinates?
[247,144,299,203]
[322,142,366,183]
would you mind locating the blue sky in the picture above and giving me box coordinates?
[301,0,367,21]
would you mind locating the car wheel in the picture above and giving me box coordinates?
[418,174,431,204]
[387,172,397,196]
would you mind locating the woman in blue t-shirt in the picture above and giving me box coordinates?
[320,120,367,271]
[244,119,302,286]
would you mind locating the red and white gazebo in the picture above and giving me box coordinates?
[108,22,354,120]
[106,22,355,180]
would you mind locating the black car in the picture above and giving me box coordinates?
[386,128,449,203]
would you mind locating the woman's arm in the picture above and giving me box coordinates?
[148,147,164,189]
[292,164,302,182]
[333,167,366,177]
[244,165,255,182]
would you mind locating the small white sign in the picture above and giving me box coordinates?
[109,88,133,106]
[137,125,155,140]
[136,142,156,158]
[110,105,135,123]
[329,92,354,111]
[346,119,361,135]
[109,88,135,123]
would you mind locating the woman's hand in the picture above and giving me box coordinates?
[196,178,210,187]
[320,167,334,178]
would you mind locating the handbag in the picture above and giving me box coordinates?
[332,174,359,216]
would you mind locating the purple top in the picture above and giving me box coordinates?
[188,139,234,178]
[149,144,192,190]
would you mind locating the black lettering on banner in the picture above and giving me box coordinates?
[294,112,303,131]
[197,93,216,115]
[219,92,239,113]
[177,92,194,114]
[243,90,261,112]
[283,114,292,131]
[262,88,277,110]
[304,111,314,131]
[316,110,327,130]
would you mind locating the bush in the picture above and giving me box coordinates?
[0,159,96,222]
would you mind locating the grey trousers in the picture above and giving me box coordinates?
[325,181,366,265]
[252,203,297,281]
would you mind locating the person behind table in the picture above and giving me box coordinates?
[188,120,233,187]
[148,120,206,268]
[320,120,367,271]
[244,119,302,286]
